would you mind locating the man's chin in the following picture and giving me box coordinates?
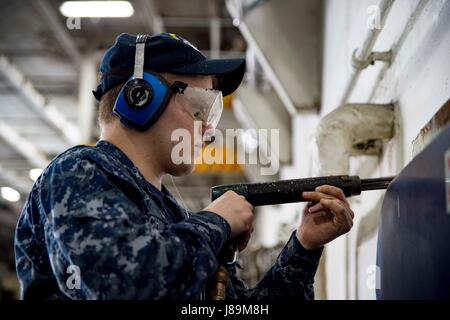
[168,163,195,176]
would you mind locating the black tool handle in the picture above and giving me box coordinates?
[211,175,362,206]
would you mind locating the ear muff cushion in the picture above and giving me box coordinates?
[113,71,172,130]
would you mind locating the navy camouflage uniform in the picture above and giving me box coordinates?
[15,140,323,300]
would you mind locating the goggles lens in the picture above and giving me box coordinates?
[175,85,223,132]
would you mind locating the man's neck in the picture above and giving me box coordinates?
[101,128,164,190]
[125,148,163,190]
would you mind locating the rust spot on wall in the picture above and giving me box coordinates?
[412,99,450,156]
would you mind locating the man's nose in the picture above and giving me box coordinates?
[202,124,215,145]
[202,123,214,135]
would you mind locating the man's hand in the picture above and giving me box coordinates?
[204,190,254,251]
[296,185,355,250]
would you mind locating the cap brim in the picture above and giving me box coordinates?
[170,58,245,96]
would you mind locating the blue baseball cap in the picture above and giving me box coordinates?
[93,33,246,100]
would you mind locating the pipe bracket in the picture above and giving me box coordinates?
[352,49,392,70]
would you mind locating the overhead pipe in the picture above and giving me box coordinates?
[340,0,395,105]
[225,0,297,115]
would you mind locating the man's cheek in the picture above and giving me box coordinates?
[192,124,203,147]
[193,145,201,159]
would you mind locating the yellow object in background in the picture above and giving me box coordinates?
[195,146,243,173]
[223,92,234,109]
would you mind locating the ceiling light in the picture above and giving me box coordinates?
[29,168,43,181]
[1,187,21,202]
[59,1,134,18]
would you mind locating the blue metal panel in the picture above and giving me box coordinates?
[376,124,450,299]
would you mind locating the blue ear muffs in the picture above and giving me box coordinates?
[112,34,177,131]
[113,70,172,130]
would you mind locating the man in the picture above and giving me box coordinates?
[15,33,354,300]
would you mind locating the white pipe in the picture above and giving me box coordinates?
[340,0,395,105]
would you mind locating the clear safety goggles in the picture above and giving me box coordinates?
[172,82,223,134]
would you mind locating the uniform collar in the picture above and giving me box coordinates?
[95,139,162,192]
[95,140,189,218]
[96,140,136,170]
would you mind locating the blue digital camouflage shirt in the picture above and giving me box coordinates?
[15,140,323,300]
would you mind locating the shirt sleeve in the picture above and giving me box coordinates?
[39,155,231,299]
[226,231,323,300]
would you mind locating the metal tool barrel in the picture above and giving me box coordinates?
[360,176,395,191]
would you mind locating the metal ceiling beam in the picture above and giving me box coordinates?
[0,121,48,169]
[0,55,80,146]
[0,164,32,195]
[32,0,82,66]
[163,17,233,28]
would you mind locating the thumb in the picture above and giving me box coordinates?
[302,202,313,216]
